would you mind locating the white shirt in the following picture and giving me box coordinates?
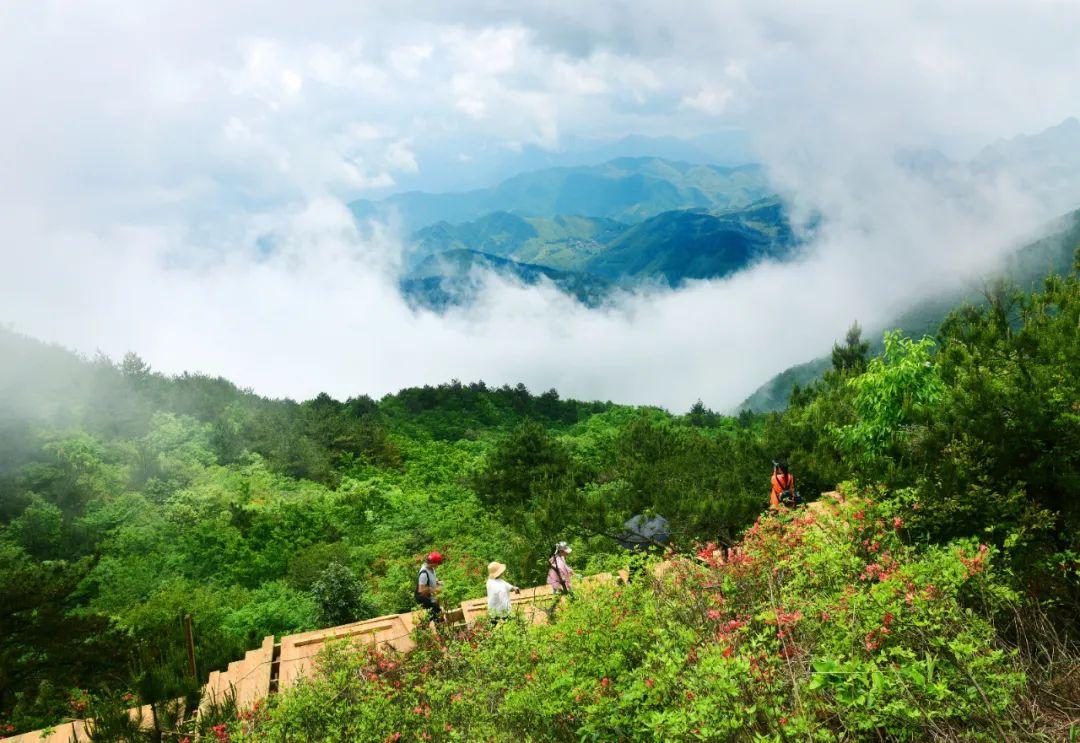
[486,578,516,616]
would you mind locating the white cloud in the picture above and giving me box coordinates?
[1,0,1079,410]
[681,85,735,115]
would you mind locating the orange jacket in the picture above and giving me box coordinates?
[770,472,794,507]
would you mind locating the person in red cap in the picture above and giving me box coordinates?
[415,551,444,624]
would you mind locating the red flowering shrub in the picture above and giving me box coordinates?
[231,492,1029,741]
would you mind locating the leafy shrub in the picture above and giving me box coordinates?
[311,562,377,627]
[232,495,1034,742]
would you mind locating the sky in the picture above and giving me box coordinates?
[2,0,1080,410]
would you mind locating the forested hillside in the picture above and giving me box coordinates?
[398,196,797,308]
[241,250,1080,742]
[398,250,614,310]
[1,251,1078,739]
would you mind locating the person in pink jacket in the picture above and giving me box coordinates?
[546,541,574,618]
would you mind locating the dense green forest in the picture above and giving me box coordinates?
[1,251,1078,740]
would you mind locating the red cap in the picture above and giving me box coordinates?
[426,551,443,565]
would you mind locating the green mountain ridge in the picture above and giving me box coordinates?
[585,198,796,286]
[403,197,797,306]
[350,157,770,233]
[409,212,627,273]
[399,249,613,310]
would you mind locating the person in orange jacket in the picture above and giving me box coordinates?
[770,460,796,508]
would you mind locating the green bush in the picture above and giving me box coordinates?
[233,496,1031,742]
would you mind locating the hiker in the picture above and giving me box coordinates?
[770,460,796,508]
[415,551,444,624]
[546,541,574,618]
[486,561,520,623]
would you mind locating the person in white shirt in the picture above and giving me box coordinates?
[486,561,519,621]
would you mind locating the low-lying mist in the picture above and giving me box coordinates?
[3,162,1053,412]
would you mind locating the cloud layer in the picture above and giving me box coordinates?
[3,1,1079,410]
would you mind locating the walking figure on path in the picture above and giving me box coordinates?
[546,541,574,619]
[415,551,444,625]
[486,561,520,624]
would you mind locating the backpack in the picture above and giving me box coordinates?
[778,473,799,506]
[415,566,436,602]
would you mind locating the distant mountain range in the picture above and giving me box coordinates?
[350,157,771,232]
[972,116,1080,215]
[584,198,796,286]
[374,131,755,196]
[399,250,613,310]
[370,117,1080,314]
[397,200,798,309]
[738,206,1080,412]
[408,212,627,273]
[898,117,1080,215]
[379,157,796,310]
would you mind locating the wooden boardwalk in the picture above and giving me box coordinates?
[4,496,848,742]
[2,569,631,742]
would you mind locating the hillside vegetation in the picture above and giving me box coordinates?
[233,496,1054,741]
[408,213,628,273]
[0,252,1078,740]
[398,250,614,310]
[399,197,797,309]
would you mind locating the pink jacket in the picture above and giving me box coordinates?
[547,554,573,592]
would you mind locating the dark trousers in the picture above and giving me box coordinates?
[415,593,442,624]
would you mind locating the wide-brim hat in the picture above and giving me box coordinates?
[488,561,507,579]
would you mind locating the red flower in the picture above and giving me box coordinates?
[722,645,733,658]
[645,678,655,688]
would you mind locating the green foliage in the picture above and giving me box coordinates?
[8,495,63,559]
[233,498,1031,742]
[0,254,1077,736]
[835,332,945,475]
[311,563,377,627]
[831,320,870,375]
